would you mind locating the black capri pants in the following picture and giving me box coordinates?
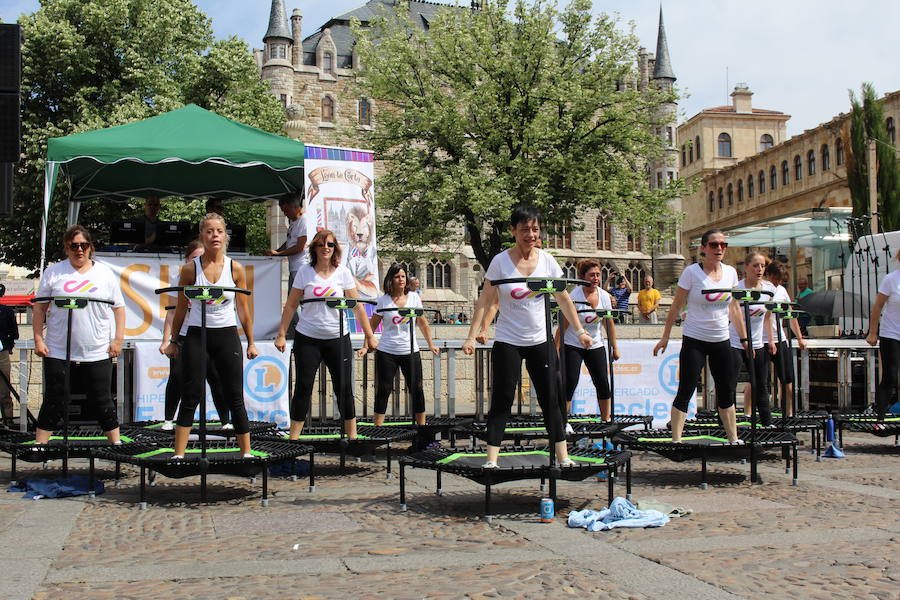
[768,340,795,385]
[374,349,426,415]
[732,346,772,425]
[563,344,610,405]
[165,336,228,423]
[876,336,900,414]
[672,336,737,412]
[178,326,250,434]
[487,341,566,446]
[291,333,355,421]
[38,357,118,431]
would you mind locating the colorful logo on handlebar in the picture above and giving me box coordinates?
[313,286,337,297]
[63,280,98,294]
[243,356,287,403]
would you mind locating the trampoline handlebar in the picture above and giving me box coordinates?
[33,296,115,305]
[299,297,377,306]
[155,286,251,295]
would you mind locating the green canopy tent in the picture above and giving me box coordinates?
[41,104,304,268]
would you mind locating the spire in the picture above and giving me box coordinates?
[264,0,292,42]
[652,6,675,81]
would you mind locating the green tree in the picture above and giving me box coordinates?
[350,0,684,268]
[1,0,285,271]
[847,82,900,232]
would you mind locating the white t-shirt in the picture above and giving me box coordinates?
[729,280,774,349]
[763,284,790,343]
[677,262,739,343]
[564,286,611,350]
[293,264,357,339]
[285,213,309,273]
[877,270,900,341]
[184,256,237,330]
[36,260,125,362]
[485,249,563,346]
[375,292,422,355]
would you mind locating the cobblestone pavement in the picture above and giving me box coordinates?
[0,429,896,600]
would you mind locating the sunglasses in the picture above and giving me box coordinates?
[705,241,728,249]
[323,242,336,248]
[68,242,92,251]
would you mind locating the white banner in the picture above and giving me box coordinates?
[132,340,290,428]
[304,145,379,299]
[571,339,696,428]
[97,254,282,340]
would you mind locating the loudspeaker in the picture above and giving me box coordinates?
[0,162,11,217]
[0,25,21,164]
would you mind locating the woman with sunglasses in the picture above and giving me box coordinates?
[866,247,900,418]
[32,225,126,444]
[653,229,747,442]
[165,213,258,458]
[462,205,592,468]
[369,263,439,426]
[275,230,378,439]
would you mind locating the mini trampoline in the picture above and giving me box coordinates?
[256,424,417,478]
[355,416,475,448]
[91,439,312,507]
[511,414,653,431]
[836,413,900,445]
[126,420,278,438]
[614,428,798,488]
[399,445,632,521]
[455,417,621,447]
[686,412,827,458]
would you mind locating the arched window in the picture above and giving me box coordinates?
[562,261,577,280]
[836,137,844,165]
[627,229,642,252]
[807,150,816,176]
[546,220,572,249]
[322,51,333,74]
[737,179,744,202]
[770,166,777,191]
[596,214,612,250]
[758,170,766,194]
[718,188,723,209]
[426,259,451,289]
[321,96,335,122]
[759,134,774,151]
[681,145,687,167]
[821,144,830,171]
[600,263,616,286]
[708,191,715,213]
[689,144,694,163]
[695,135,702,159]
[397,261,418,278]
[888,117,896,144]
[727,183,733,206]
[626,263,645,292]
[358,98,371,126]
[794,155,802,181]
[781,160,789,185]
[269,43,287,60]
[748,175,754,198]
[718,133,732,157]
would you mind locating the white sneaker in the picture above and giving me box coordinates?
[728,439,745,445]
[565,423,575,435]
[220,423,234,430]
[161,421,174,431]
[558,458,577,467]
[172,455,184,460]
[242,453,254,458]
[482,461,498,469]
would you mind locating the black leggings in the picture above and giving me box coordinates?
[672,336,736,412]
[374,350,426,415]
[291,333,355,421]
[164,337,228,423]
[732,347,771,425]
[768,340,795,385]
[178,326,250,434]
[38,358,118,431]
[876,336,900,414]
[563,344,610,405]
[487,341,565,445]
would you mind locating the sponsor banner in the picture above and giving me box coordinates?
[97,254,281,340]
[133,340,290,428]
[304,145,379,301]
[570,339,695,428]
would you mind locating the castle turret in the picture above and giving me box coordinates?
[291,8,302,68]
[261,0,294,109]
[652,6,676,89]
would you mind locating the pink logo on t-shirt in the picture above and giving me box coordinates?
[62,280,98,293]
[748,307,764,317]
[703,291,731,303]
[584,315,599,323]
[391,315,411,325]
[313,286,337,297]
[510,288,539,300]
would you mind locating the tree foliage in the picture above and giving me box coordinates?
[847,82,900,233]
[1,0,285,271]
[350,0,684,268]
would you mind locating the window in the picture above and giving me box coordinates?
[689,144,694,163]
[759,134,774,151]
[695,135,702,159]
[888,117,896,144]
[279,94,288,107]
[600,263,616,286]
[718,188,723,209]
[748,176,754,198]
[546,221,572,249]
[836,137,844,165]
[426,259,451,289]
[626,263,645,293]
[737,179,744,202]
[627,230,642,252]
[821,144,830,171]
[322,51,333,74]
[807,150,816,176]
[358,98,371,126]
[794,155,802,181]
[758,170,766,194]
[727,183,733,206]
[656,172,663,189]
[708,191,715,213]
[717,133,732,157]
[681,145,686,167]
[269,43,286,59]
[781,160,789,185]
[398,261,417,278]
[666,127,674,146]
[562,261,577,280]
[667,171,675,183]
[770,165,777,190]
[321,96,335,122]
[596,214,612,250]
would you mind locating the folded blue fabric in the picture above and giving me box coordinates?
[268,459,310,477]
[568,497,669,531]
[8,475,104,499]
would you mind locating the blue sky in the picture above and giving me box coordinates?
[3,0,900,137]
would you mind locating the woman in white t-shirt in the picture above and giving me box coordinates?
[369,264,439,426]
[557,259,619,421]
[866,248,900,418]
[32,225,126,444]
[275,230,379,439]
[462,205,592,468]
[653,229,747,443]
[728,253,776,425]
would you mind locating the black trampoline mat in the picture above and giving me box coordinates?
[135,447,269,459]
[23,434,135,446]
[270,431,373,441]
[436,450,607,469]
[637,434,730,445]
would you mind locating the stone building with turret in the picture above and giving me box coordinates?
[256,0,686,317]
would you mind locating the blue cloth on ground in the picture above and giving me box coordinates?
[268,459,310,477]
[8,475,104,499]
[568,497,669,531]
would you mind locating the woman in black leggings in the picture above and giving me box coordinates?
[653,229,747,442]
[369,263,439,426]
[866,248,900,418]
[462,205,592,468]
[275,230,378,439]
